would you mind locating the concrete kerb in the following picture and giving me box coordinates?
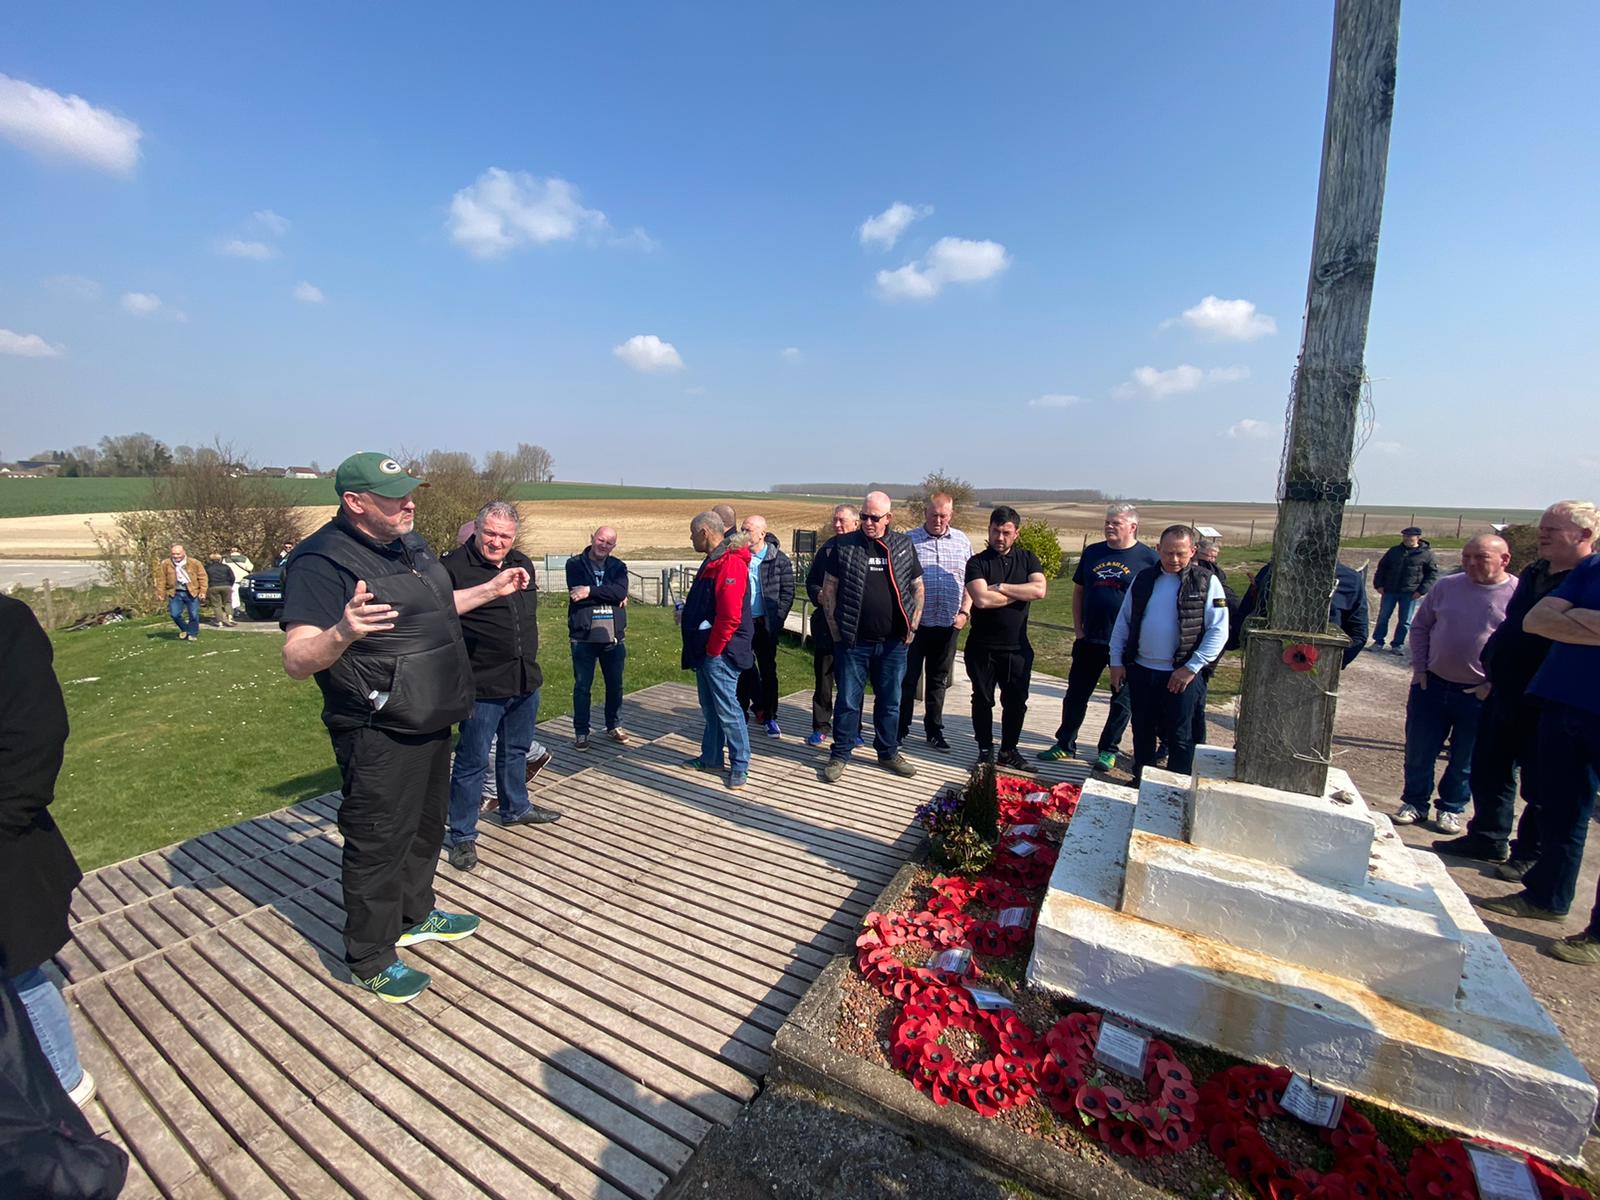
[769,860,1173,1200]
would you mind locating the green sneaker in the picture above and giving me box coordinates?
[681,756,722,772]
[352,961,431,1004]
[1036,745,1074,762]
[1549,934,1600,966]
[1477,893,1565,922]
[1095,750,1117,772]
[396,909,481,947]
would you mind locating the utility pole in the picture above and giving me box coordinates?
[1234,0,1402,796]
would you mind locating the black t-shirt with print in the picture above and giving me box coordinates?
[855,538,907,641]
[965,547,1044,651]
[1074,540,1160,643]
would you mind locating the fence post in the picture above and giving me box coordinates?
[1455,514,1462,538]
[42,579,56,630]
[1359,511,1367,537]
[1248,519,1255,547]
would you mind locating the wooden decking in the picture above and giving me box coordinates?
[59,677,1096,1199]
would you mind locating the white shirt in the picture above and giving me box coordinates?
[1109,570,1228,673]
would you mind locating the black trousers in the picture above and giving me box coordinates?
[899,623,960,740]
[737,616,781,721]
[331,725,452,977]
[964,643,1033,753]
[1052,638,1133,754]
[1466,690,1545,857]
[812,640,835,732]
[1127,663,1207,779]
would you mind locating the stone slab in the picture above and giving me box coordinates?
[1188,748,1375,886]
[1029,779,1598,1164]
[1123,832,1466,1006]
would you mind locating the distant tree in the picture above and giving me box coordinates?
[60,444,101,476]
[150,440,304,563]
[513,442,555,484]
[1015,518,1064,579]
[98,432,172,476]
[904,469,976,517]
[423,449,476,477]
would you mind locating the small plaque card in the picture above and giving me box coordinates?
[1464,1144,1539,1200]
[1092,1017,1150,1076]
[1279,1073,1345,1128]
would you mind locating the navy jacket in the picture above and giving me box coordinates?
[565,550,630,642]
[1236,560,1369,666]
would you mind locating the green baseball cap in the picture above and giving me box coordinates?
[333,452,426,499]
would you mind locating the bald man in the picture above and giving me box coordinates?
[817,491,924,782]
[566,525,632,749]
[1391,535,1517,836]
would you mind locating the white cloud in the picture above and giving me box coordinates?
[293,281,325,304]
[858,201,932,250]
[1227,418,1277,440]
[218,238,277,260]
[44,275,101,301]
[613,334,683,374]
[875,236,1010,301]
[1029,394,1084,409]
[120,291,184,321]
[0,328,63,357]
[1370,440,1403,455]
[448,168,618,259]
[1116,363,1250,399]
[253,209,290,236]
[1168,295,1277,341]
[780,347,803,364]
[0,74,141,175]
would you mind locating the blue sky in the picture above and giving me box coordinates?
[1,3,1594,506]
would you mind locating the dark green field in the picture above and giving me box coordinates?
[0,477,833,518]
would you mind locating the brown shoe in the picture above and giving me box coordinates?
[525,750,552,784]
[606,727,632,744]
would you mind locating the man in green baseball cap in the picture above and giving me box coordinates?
[279,450,530,1004]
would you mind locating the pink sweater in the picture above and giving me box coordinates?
[1409,573,1517,685]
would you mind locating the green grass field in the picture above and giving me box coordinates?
[0,476,837,518]
[48,602,813,870]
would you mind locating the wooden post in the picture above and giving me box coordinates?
[1359,510,1367,537]
[1248,519,1256,548]
[1455,513,1462,538]
[42,579,56,630]
[1235,0,1402,797]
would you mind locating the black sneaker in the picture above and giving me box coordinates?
[447,842,478,871]
[996,748,1029,770]
[503,805,562,826]
[1152,744,1170,768]
[1431,834,1509,863]
[1496,858,1534,882]
[927,732,951,751]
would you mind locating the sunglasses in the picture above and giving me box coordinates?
[860,512,889,522]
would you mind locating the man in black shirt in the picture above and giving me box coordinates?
[804,505,859,745]
[440,500,560,875]
[817,492,925,783]
[965,506,1049,768]
[1038,502,1159,771]
[281,452,530,1005]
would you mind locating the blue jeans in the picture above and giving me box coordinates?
[571,640,627,736]
[168,590,201,636]
[1523,700,1600,918]
[1400,674,1484,815]
[695,654,749,773]
[11,965,84,1091]
[1371,591,1416,647]
[831,639,908,761]
[1127,662,1208,779]
[447,692,548,844]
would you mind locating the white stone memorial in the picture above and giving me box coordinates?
[1027,746,1598,1163]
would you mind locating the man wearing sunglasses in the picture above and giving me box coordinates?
[816,492,925,782]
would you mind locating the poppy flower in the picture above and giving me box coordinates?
[1282,642,1320,672]
[1077,1086,1110,1119]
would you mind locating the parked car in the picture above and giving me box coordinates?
[239,567,284,621]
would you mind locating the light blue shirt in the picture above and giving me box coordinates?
[1109,570,1228,674]
[748,543,767,618]
[907,525,974,628]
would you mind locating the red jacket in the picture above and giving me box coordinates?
[705,539,753,657]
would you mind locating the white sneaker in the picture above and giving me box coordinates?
[1392,803,1426,826]
[1434,811,1463,835]
[67,1070,96,1107]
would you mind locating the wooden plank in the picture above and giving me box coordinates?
[238,911,613,1200]
[74,869,125,918]
[91,864,148,908]
[141,951,424,1200]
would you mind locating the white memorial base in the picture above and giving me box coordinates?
[1026,748,1597,1164]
